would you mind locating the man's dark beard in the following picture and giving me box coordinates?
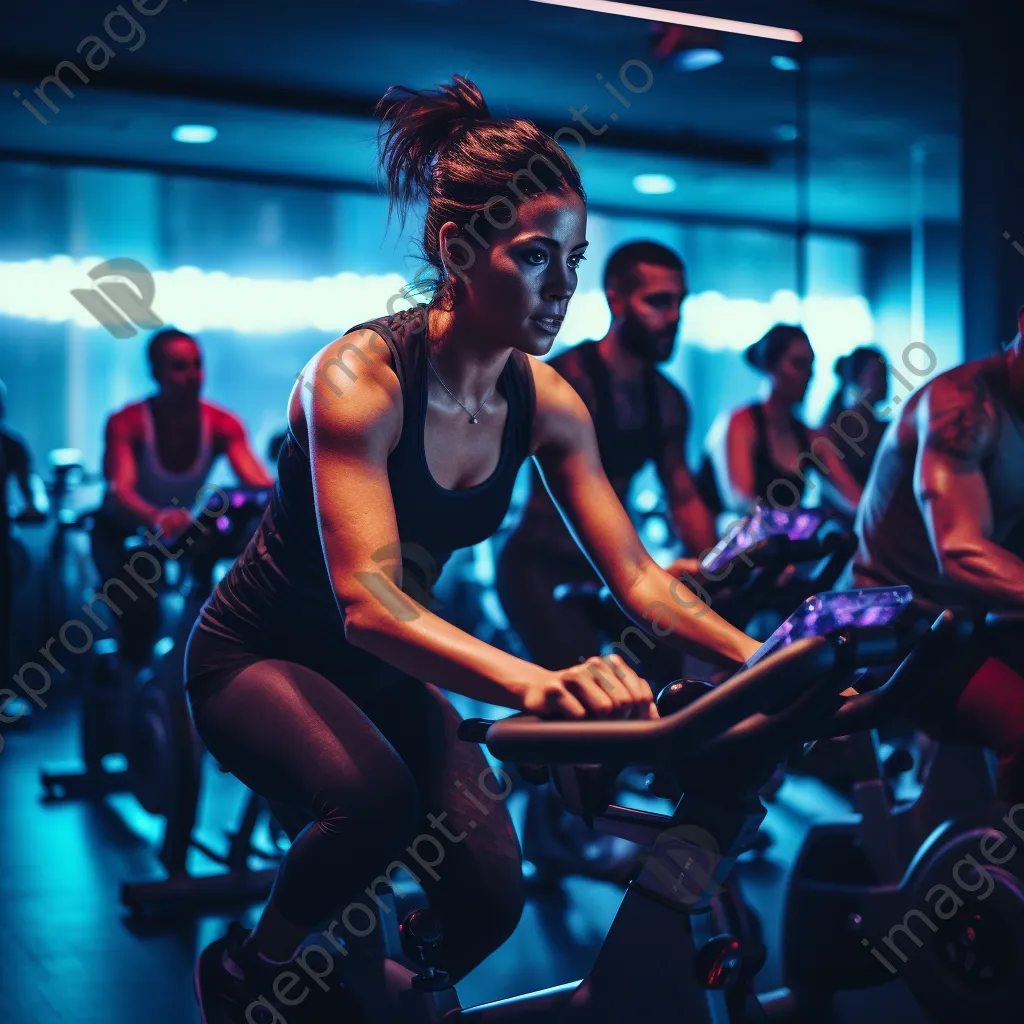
[618,311,676,363]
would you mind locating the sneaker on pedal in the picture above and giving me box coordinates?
[195,921,364,1023]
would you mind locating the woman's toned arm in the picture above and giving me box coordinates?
[302,331,653,719]
[530,360,760,668]
[808,426,863,516]
[717,408,759,515]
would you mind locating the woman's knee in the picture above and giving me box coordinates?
[316,757,421,846]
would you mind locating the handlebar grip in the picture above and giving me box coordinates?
[828,611,967,735]
[474,637,837,764]
[457,719,496,743]
[986,610,1024,627]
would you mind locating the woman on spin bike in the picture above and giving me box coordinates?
[821,345,889,489]
[187,75,761,1023]
[700,324,862,527]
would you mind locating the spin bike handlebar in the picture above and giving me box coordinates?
[131,486,271,543]
[553,529,855,623]
[985,610,1024,628]
[126,486,271,592]
[828,608,1022,737]
[458,625,908,766]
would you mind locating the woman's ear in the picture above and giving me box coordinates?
[437,221,476,284]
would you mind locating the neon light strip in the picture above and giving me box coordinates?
[526,0,803,43]
[0,257,870,349]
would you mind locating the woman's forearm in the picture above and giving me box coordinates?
[343,594,548,709]
[617,562,760,668]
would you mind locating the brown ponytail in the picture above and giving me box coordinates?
[375,74,585,307]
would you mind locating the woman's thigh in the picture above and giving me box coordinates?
[363,679,521,865]
[362,680,524,941]
[191,657,421,830]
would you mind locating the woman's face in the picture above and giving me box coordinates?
[443,189,588,356]
[772,335,814,405]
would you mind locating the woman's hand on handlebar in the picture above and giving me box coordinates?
[523,654,659,721]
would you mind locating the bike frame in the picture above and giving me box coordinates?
[342,789,767,1023]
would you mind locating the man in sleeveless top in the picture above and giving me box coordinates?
[846,308,1024,800]
[496,242,716,669]
[91,328,273,669]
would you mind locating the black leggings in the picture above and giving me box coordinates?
[184,627,525,984]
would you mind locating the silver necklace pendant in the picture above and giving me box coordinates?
[427,353,493,426]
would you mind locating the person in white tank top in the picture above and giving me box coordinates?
[92,328,273,666]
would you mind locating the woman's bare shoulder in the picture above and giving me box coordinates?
[292,328,404,451]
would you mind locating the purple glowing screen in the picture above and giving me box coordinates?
[743,586,914,669]
[701,502,823,576]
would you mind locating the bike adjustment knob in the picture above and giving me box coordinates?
[400,908,444,968]
[656,679,715,717]
[695,935,743,990]
[401,909,454,992]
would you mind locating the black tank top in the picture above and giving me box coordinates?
[195,308,536,684]
[511,340,664,558]
[696,404,813,516]
[749,403,812,504]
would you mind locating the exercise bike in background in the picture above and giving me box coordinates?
[39,486,286,920]
[9,448,103,683]
[5,508,48,727]
[750,608,1024,1023]
[38,448,104,643]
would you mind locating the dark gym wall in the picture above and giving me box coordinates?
[961,0,1024,356]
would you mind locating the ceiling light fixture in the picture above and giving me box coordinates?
[633,173,676,194]
[172,124,218,144]
[675,48,724,71]
[526,0,802,43]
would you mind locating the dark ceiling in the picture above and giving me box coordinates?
[0,0,964,234]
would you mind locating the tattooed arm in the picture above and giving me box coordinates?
[914,370,1024,606]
